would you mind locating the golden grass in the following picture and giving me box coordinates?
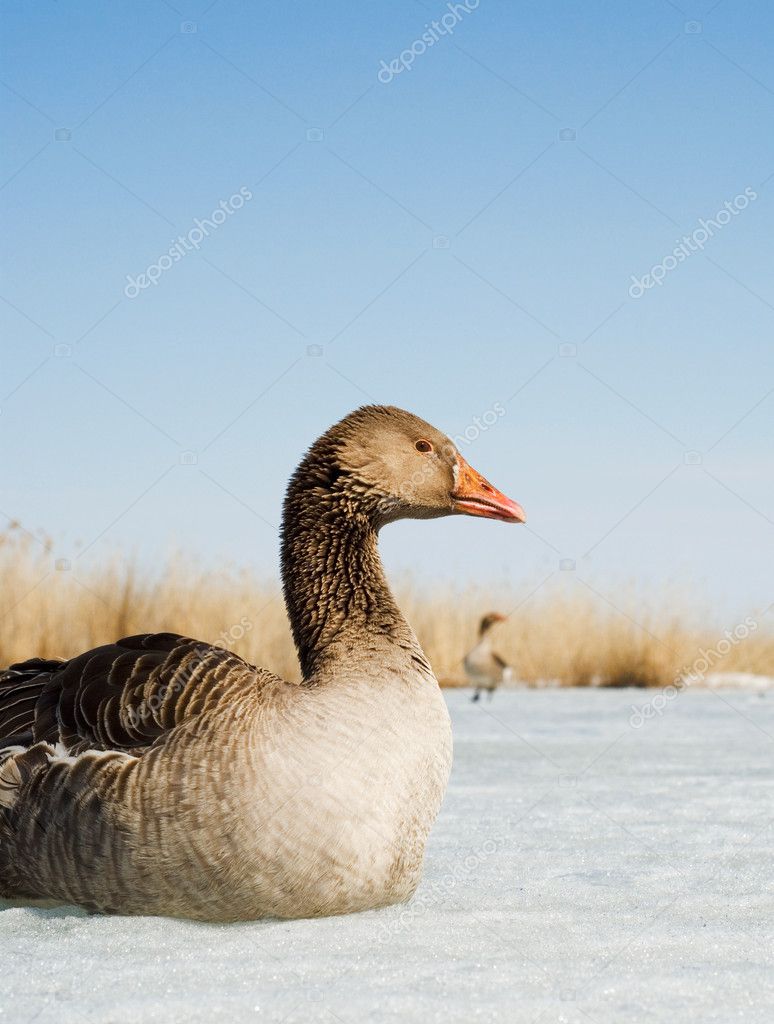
[1,524,772,687]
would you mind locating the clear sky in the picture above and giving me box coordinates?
[1,0,772,625]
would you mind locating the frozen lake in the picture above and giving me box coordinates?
[3,688,773,1023]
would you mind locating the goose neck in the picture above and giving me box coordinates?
[280,487,419,680]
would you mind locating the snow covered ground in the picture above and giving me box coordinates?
[3,688,773,1024]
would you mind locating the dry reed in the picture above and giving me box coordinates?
[1,524,772,687]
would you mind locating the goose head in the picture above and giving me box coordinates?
[308,405,525,527]
[479,612,507,636]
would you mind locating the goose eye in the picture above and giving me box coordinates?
[415,439,433,453]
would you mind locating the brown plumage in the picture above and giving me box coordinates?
[466,614,513,702]
[0,406,524,920]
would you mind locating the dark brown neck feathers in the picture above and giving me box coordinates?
[280,450,417,680]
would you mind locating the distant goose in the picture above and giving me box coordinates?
[465,613,513,702]
[0,405,525,921]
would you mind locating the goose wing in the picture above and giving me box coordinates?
[492,651,513,685]
[0,632,260,755]
[465,644,510,680]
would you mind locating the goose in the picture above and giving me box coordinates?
[465,613,513,702]
[0,405,525,921]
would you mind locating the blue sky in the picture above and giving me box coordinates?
[1,0,773,625]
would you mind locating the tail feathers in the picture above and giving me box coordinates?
[0,747,24,809]
[0,658,64,684]
[0,658,64,746]
[0,742,56,810]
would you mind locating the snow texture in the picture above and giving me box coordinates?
[2,687,773,1023]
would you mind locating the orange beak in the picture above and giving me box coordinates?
[451,454,526,524]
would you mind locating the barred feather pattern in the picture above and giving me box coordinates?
[0,407,456,921]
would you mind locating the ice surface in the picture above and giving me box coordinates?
[2,688,773,1023]
[704,673,774,691]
